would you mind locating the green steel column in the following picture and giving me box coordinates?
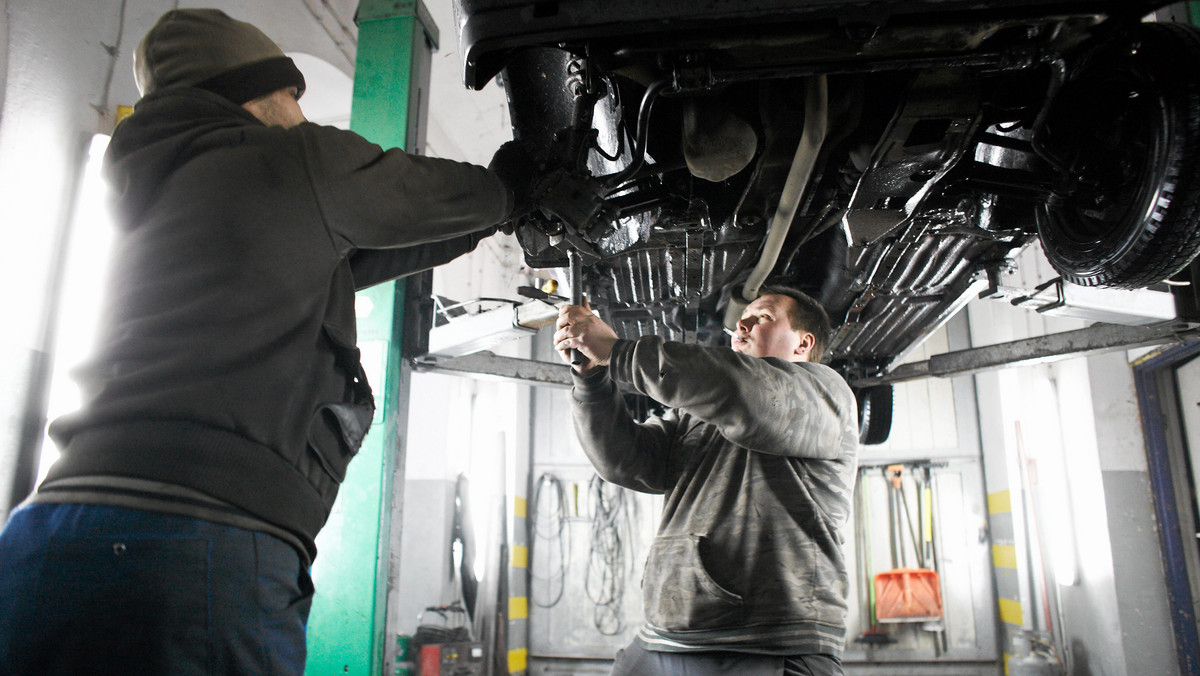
[306,2,438,674]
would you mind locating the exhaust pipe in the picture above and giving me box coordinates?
[724,75,828,329]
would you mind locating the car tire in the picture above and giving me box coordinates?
[856,385,893,446]
[1036,22,1200,288]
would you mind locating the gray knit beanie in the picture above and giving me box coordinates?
[134,9,305,103]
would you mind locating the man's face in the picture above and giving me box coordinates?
[731,294,814,361]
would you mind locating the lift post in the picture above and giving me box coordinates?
[306,2,438,673]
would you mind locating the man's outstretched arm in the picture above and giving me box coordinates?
[556,302,676,493]
[556,303,855,460]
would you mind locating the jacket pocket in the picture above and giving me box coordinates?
[307,324,377,484]
[306,400,374,483]
[642,534,743,631]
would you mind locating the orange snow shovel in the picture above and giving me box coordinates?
[874,567,943,622]
[873,465,943,622]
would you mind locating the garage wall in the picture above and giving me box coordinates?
[1088,351,1177,676]
[524,328,655,669]
[843,315,997,671]
[966,284,1177,675]
[2,3,1188,673]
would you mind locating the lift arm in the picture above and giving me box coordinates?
[415,320,1199,390]
[851,320,1200,388]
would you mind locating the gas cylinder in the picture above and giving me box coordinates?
[1007,631,1063,676]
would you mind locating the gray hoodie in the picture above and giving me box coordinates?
[571,336,858,655]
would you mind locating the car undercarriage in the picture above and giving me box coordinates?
[452,0,1200,441]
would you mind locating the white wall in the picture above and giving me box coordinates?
[1087,351,1177,676]
[966,277,1177,674]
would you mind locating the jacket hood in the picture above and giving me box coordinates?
[104,87,264,228]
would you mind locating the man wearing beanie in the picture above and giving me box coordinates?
[0,9,532,675]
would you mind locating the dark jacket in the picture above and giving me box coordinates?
[571,336,858,655]
[43,87,510,559]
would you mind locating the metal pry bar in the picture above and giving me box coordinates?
[568,249,587,366]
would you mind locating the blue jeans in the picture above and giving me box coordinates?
[0,503,313,675]
[610,640,844,676]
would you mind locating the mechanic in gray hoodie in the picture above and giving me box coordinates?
[0,9,531,675]
[555,286,859,676]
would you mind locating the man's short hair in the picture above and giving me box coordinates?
[758,284,833,363]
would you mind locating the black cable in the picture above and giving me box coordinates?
[603,79,668,193]
[585,474,632,635]
[412,603,473,649]
[591,75,626,162]
[530,473,570,608]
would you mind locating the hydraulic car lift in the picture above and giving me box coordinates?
[413,283,1200,390]
[305,2,439,673]
[415,318,1199,389]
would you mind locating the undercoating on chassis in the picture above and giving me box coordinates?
[453,1,1200,440]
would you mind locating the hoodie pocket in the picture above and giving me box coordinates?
[643,534,743,631]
